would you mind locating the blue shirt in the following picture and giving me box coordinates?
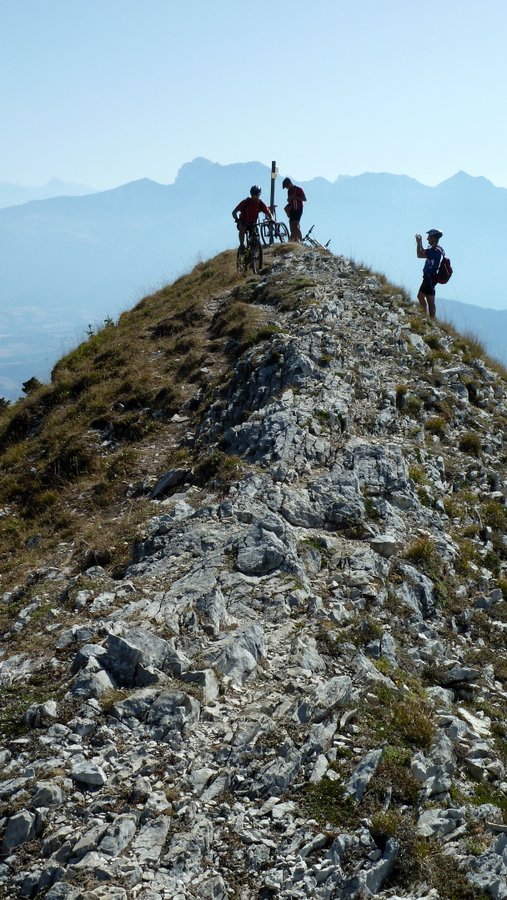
[423,244,444,278]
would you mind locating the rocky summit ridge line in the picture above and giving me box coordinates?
[0,244,506,900]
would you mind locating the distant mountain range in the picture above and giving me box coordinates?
[1,158,506,400]
[0,178,95,209]
[438,298,507,366]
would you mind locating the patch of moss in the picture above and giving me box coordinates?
[300,777,357,828]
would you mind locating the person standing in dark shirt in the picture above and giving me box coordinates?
[415,228,445,319]
[282,177,306,242]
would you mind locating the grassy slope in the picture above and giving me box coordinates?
[1,246,506,598]
[0,249,280,592]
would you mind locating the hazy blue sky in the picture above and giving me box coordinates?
[2,0,507,190]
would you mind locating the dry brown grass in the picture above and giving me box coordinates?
[439,322,507,380]
[0,252,247,591]
[0,250,296,598]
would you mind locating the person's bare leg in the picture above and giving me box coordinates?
[427,294,436,318]
[417,290,428,314]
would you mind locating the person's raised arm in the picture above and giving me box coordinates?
[415,234,427,258]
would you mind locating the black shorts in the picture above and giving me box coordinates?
[289,209,303,223]
[419,277,436,296]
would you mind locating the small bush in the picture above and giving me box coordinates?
[425,416,447,438]
[370,810,404,848]
[409,465,428,485]
[481,500,507,531]
[364,496,381,520]
[395,384,408,409]
[409,317,427,335]
[404,395,423,416]
[300,777,357,828]
[366,751,421,808]
[193,452,241,486]
[454,538,480,575]
[459,432,482,457]
[403,536,436,567]
[443,495,462,518]
[392,699,436,749]
[429,852,487,900]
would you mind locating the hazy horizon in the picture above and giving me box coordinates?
[3,163,507,196]
[1,159,507,402]
[3,2,507,191]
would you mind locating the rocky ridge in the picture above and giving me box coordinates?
[1,245,506,899]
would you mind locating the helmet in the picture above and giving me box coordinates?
[427,228,443,239]
[282,177,291,188]
[250,185,261,197]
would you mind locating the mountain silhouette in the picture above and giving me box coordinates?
[1,158,506,399]
[0,177,95,209]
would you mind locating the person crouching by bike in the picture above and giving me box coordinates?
[282,177,306,242]
[232,186,273,253]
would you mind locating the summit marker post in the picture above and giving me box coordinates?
[269,160,278,245]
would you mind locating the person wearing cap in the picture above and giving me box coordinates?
[415,229,445,319]
[282,178,307,242]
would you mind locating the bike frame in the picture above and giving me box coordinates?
[237,225,262,275]
[302,225,331,250]
[259,206,290,246]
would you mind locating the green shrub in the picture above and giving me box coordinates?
[409,317,426,335]
[300,777,356,828]
[391,700,435,749]
[403,395,422,416]
[366,752,421,807]
[395,384,409,410]
[193,452,241,486]
[454,538,480,575]
[481,500,507,531]
[459,432,482,457]
[425,416,447,438]
[409,465,428,485]
[403,536,436,567]
[369,810,403,848]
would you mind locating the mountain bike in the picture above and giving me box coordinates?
[302,225,331,250]
[259,206,290,246]
[237,225,263,275]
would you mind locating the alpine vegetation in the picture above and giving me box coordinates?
[0,244,506,900]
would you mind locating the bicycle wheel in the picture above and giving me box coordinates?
[277,222,290,243]
[260,221,273,246]
[236,246,247,276]
[250,239,263,274]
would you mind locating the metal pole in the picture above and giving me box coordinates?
[269,161,277,245]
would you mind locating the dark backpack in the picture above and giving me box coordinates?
[435,255,453,284]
